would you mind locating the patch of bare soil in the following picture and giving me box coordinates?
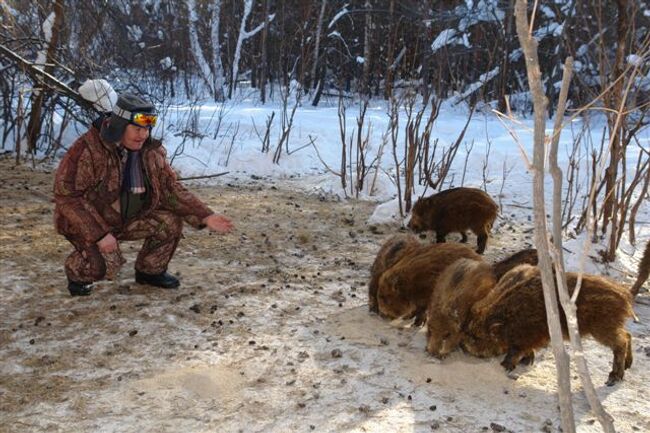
[1,157,648,433]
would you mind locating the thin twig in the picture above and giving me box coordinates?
[178,172,230,181]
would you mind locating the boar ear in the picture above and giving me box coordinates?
[489,322,503,337]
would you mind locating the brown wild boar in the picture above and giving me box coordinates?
[426,249,540,359]
[631,241,650,297]
[368,234,423,313]
[377,243,481,325]
[407,187,498,254]
[426,259,496,358]
[462,264,634,385]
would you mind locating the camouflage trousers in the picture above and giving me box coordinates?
[64,210,183,283]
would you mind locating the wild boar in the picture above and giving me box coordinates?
[425,250,539,358]
[463,264,634,385]
[407,187,498,254]
[368,233,423,313]
[377,243,481,325]
[426,258,497,358]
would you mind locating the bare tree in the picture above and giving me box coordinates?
[187,0,221,100]
[550,58,616,431]
[25,0,64,155]
[514,2,575,431]
[515,1,616,432]
[272,83,300,164]
[389,95,403,216]
[258,0,271,103]
[252,111,275,153]
[210,0,227,101]
[338,93,348,193]
[230,0,275,98]
[383,0,397,100]
[310,0,328,90]
[600,0,631,247]
[360,0,372,98]
[352,99,371,197]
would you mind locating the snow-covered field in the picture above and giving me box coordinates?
[1,98,649,432]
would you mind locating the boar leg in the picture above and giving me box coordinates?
[603,330,631,386]
[413,307,427,327]
[624,331,633,370]
[402,306,424,325]
[476,231,488,254]
[368,278,379,313]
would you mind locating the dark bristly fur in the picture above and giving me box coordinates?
[631,241,650,298]
[492,249,539,281]
[377,243,482,325]
[407,187,498,254]
[463,264,634,386]
[368,234,423,313]
[425,249,539,358]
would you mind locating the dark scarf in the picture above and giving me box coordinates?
[122,150,146,194]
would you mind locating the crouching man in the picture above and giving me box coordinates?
[54,93,233,296]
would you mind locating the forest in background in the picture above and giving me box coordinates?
[2,1,649,108]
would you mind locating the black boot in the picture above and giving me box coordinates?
[135,270,180,289]
[68,280,92,296]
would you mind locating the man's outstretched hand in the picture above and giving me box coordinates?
[97,233,118,253]
[203,214,234,234]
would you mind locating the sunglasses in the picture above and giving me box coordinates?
[131,112,158,128]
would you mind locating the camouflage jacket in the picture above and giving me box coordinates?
[54,124,214,244]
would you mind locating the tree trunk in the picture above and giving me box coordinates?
[230,0,274,99]
[384,0,396,100]
[602,0,630,260]
[311,64,325,107]
[497,0,514,113]
[311,0,327,91]
[549,57,616,433]
[230,0,254,99]
[259,0,271,103]
[25,0,64,155]
[211,0,226,102]
[187,0,216,97]
[361,0,372,98]
[514,2,576,432]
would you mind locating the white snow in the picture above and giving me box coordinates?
[541,5,556,19]
[452,66,500,104]
[126,25,143,42]
[626,54,644,67]
[159,56,173,70]
[328,5,350,29]
[458,0,505,32]
[431,29,460,53]
[534,22,563,40]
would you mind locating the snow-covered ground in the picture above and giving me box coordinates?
[1,96,649,432]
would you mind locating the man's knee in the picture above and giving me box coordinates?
[66,246,107,282]
[157,212,183,236]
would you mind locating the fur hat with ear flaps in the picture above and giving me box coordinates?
[100,93,156,143]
